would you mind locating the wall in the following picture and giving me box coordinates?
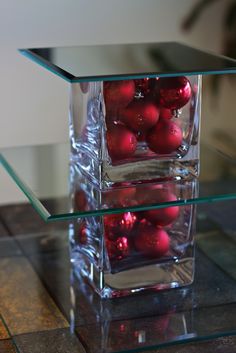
[0,0,233,204]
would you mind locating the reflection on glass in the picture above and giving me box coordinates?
[20,42,236,82]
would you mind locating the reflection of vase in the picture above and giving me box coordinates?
[69,167,198,298]
[69,76,201,189]
[71,273,195,351]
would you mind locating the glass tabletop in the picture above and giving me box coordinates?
[19,42,236,83]
[1,142,236,221]
[0,202,236,352]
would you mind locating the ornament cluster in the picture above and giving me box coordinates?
[104,187,180,261]
[104,77,192,162]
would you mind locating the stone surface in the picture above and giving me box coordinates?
[0,257,68,335]
[0,201,68,236]
[14,328,86,353]
[0,340,17,353]
[0,317,9,340]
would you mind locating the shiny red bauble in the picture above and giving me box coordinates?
[120,100,159,133]
[104,212,137,241]
[104,80,135,109]
[134,225,170,258]
[144,191,179,226]
[147,120,183,154]
[106,125,137,161]
[158,76,192,110]
[159,108,172,120]
[106,236,129,260]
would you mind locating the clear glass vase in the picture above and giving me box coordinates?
[69,75,201,189]
[69,166,198,298]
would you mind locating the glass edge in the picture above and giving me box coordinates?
[2,148,236,222]
[19,49,236,84]
[114,331,236,353]
[0,153,50,222]
[47,193,236,222]
[19,49,73,83]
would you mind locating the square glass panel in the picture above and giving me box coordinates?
[1,142,236,221]
[20,42,236,82]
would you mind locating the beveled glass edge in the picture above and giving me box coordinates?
[0,153,50,222]
[114,332,236,353]
[1,150,236,222]
[19,43,236,83]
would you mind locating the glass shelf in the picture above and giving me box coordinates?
[1,142,236,221]
[20,42,236,83]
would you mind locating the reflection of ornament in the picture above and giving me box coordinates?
[78,224,88,245]
[147,120,182,154]
[104,80,135,108]
[134,225,170,257]
[104,212,137,240]
[104,186,136,207]
[158,77,192,109]
[74,189,87,211]
[107,236,129,260]
[144,191,179,226]
[106,125,137,161]
[120,100,159,133]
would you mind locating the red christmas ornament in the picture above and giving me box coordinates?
[158,76,192,110]
[144,191,179,226]
[106,125,137,161]
[159,108,172,120]
[146,120,183,154]
[120,100,159,133]
[134,225,170,258]
[104,212,137,241]
[104,80,135,109]
[106,236,129,260]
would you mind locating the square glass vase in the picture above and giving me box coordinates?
[69,75,201,189]
[69,166,197,299]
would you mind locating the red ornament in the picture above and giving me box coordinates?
[159,108,172,120]
[106,236,129,260]
[104,212,137,240]
[158,76,192,110]
[144,191,179,226]
[120,100,159,133]
[104,80,135,109]
[106,125,137,161]
[146,120,183,154]
[134,225,170,257]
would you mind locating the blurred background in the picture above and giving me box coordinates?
[0,0,236,204]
